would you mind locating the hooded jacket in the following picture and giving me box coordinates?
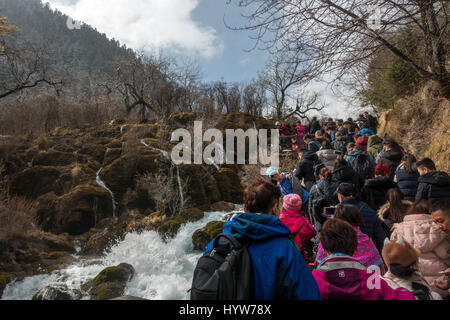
[295,151,319,185]
[394,165,419,202]
[355,135,369,152]
[312,255,415,300]
[383,271,442,300]
[205,212,322,300]
[279,210,316,264]
[346,150,376,170]
[316,149,338,171]
[415,171,450,203]
[390,214,450,298]
[332,136,349,154]
[361,176,398,212]
[367,135,383,160]
[307,178,340,225]
[332,166,361,189]
[380,150,403,179]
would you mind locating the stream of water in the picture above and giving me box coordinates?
[1,207,242,300]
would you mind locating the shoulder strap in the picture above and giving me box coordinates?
[213,233,244,250]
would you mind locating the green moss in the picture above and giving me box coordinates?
[158,217,187,237]
[192,221,225,251]
[92,266,132,285]
[180,208,204,222]
[213,168,243,203]
[0,274,12,297]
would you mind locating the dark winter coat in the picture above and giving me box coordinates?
[307,178,339,225]
[332,136,348,154]
[361,176,398,212]
[395,167,419,202]
[380,150,403,180]
[415,171,450,204]
[295,151,319,189]
[332,166,361,189]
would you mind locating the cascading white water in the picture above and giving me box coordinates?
[140,139,184,209]
[1,207,242,300]
[96,167,117,218]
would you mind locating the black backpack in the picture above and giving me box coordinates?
[311,185,330,225]
[353,153,373,181]
[190,233,254,300]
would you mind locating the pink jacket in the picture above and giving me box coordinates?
[390,214,450,297]
[296,124,306,136]
[279,210,316,263]
[315,225,386,274]
[313,255,416,300]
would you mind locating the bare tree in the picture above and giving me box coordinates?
[226,0,450,96]
[261,54,314,119]
[283,91,325,121]
[0,39,63,99]
[103,53,176,120]
[242,79,267,115]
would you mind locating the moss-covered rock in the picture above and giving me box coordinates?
[210,201,235,212]
[192,221,225,251]
[32,150,74,167]
[213,168,243,203]
[9,166,61,199]
[0,273,13,297]
[88,263,135,300]
[180,208,204,222]
[157,217,187,238]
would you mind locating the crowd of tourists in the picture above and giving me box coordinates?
[191,113,450,301]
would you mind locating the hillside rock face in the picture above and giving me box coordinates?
[2,113,274,236]
[378,81,450,172]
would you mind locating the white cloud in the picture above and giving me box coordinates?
[46,0,224,58]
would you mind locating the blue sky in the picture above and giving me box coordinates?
[46,0,350,117]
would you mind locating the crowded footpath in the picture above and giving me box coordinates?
[191,112,450,301]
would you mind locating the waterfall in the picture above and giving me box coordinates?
[96,167,117,218]
[1,207,242,300]
[140,139,184,209]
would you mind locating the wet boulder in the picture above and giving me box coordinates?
[210,201,235,212]
[32,285,77,300]
[88,263,135,300]
[213,168,243,203]
[192,221,226,251]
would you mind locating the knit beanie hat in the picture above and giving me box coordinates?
[283,193,302,212]
[375,162,389,176]
[382,237,420,268]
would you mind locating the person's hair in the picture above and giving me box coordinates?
[304,134,314,140]
[386,188,408,223]
[354,133,361,140]
[320,219,358,256]
[321,140,332,150]
[407,199,431,215]
[354,144,365,151]
[416,158,436,171]
[402,154,417,174]
[431,198,450,216]
[320,167,333,182]
[334,205,364,227]
[315,130,324,137]
[335,131,342,138]
[244,179,281,214]
[334,158,349,170]
[389,263,416,278]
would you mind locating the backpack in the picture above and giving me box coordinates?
[190,233,254,300]
[353,153,373,180]
[311,185,330,225]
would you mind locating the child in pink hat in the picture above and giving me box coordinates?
[279,193,316,266]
